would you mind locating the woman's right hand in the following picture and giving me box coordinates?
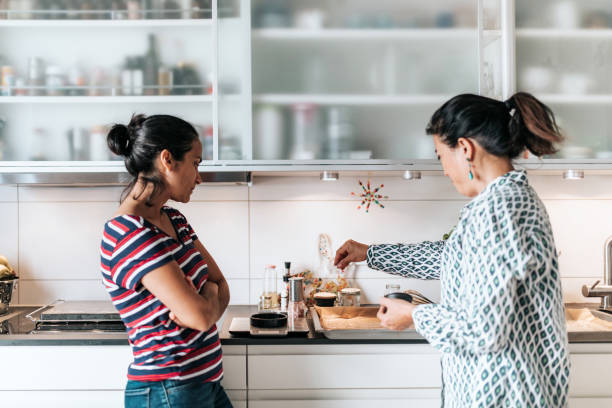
[334,239,369,270]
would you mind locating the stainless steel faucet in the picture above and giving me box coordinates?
[582,235,612,311]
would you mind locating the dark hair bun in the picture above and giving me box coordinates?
[107,124,131,157]
[107,114,148,157]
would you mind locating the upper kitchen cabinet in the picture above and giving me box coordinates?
[0,0,223,164]
[250,0,481,162]
[515,0,612,161]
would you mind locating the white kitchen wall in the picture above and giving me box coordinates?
[2,173,610,306]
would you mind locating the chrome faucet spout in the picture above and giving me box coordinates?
[603,235,612,309]
[582,235,612,311]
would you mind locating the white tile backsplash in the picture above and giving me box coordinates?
[250,200,464,284]
[19,279,108,304]
[7,174,612,309]
[250,175,464,201]
[19,186,123,202]
[19,202,116,280]
[173,201,250,279]
[544,200,612,278]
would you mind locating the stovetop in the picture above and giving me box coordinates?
[0,305,126,335]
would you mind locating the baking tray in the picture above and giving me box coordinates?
[310,307,422,340]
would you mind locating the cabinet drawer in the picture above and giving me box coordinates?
[222,355,247,390]
[0,346,132,390]
[248,353,441,389]
[569,354,612,397]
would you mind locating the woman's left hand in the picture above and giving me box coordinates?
[376,297,417,331]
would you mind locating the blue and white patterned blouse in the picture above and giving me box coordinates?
[367,170,569,407]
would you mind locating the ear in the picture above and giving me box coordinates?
[158,149,174,173]
[456,137,475,161]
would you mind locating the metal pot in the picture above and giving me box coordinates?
[250,312,287,329]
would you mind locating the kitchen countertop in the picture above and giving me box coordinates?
[1,304,612,346]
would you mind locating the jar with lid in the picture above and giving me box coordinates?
[45,65,65,96]
[27,57,45,96]
[339,287,360,307]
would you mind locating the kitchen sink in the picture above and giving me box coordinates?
[590,309,612,323]
[565,305,612,331]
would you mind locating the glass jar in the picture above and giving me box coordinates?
[384,283,400,296]
[339,288,360,307]
[263,265,278,309]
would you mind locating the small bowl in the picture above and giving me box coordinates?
[384,292,413,303]
[250,312,287,329]
[314,292,337,307]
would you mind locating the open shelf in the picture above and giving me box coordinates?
[252,94,452,106]
[538,94,612,105]
[0,95,214,104]
[252,28,477,41]
[517,28,612,39]
[0,18,212,28]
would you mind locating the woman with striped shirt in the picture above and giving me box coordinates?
[100,114,232,407]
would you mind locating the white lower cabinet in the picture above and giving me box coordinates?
[1,342,611,407]
[0,345,247,408]
[567,343,612,408]
[247,344,442,406]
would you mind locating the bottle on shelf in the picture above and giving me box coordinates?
[27,57,45,96]
[67,66,87,96]
[1,65,15,96]
[45,65,66,97]
[157,66,173,95]
[143,33,160,95]
[133,57,145,96]
[121,57,134,96]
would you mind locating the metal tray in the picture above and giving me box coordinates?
[310,307,423,340]
[39,301,120,322]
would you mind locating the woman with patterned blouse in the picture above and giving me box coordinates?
[334,93,570,407]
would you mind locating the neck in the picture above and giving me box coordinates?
[472,156,514,195]
[121,178,169,221]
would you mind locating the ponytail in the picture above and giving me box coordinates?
[426,92,564,159]
[507,92,564,157]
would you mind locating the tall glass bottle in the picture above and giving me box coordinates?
[143,33,160,95]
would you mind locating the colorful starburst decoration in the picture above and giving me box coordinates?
[351,179,388,212]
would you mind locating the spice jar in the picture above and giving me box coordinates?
[339,288,360,307]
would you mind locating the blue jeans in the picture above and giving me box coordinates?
[125,378,233,408]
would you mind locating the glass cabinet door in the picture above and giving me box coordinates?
[0,0,214,163]
[516,0,612,160]
[217,0,252,161]
[250,0,480,161]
